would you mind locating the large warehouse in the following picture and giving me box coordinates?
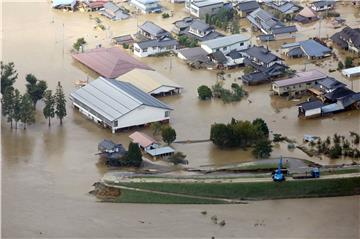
[70,77,172,133]
[117,69,182,96]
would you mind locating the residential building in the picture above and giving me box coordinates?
[72,47,153,78]
[112,34,135,45]
[82,0,107,12]
[52,0,76,10]
[281,39,332,59]
[235,1,260,18]
[272,70,328,96]
[265,1,300,14]
[186,0,224,18]
[98,2,129,21]
[138,21,171,40]
[247,8,297,40]
[172,17,223,41]
[129,131,159,151]
[200,34,251,55]
[177,47,210,61]
[133,37,178,57]
[70,77,172,133]
[294,6,318,23]
[342,66,360,78]
[331,27,360,53]
[117,69,182,95]
[310,0,335,12]
[130,0,161,13]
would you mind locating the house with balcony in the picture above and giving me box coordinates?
[130,0,162,13]
[186,0,224,18]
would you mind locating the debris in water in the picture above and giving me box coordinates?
[219,220,226,226]
[201,210,207,215]
[211,215,218,224]
[138,220,145,223]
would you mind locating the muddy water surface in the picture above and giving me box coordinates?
[2,1,360,238]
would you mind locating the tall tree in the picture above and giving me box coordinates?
[252,139,273,159]
[13,89,22,129]
[1,86,15,128]
[25,74,47,108]
[127,142,143,167]
[55,81,67,125]
[20,93,35,129]
[43,90,55,126]
[1,61,18,94]
[252,118,269,138]
[161,126,176,145]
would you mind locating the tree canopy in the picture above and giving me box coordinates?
[162,126,177,145]
[55,82,67,125]
[43,90,55,126]
[25,74,48,108]
[20,93,35,129]
[252,139,273,159]
[197,85,212,100]
[1,61,18,95]
[126,142,143,167]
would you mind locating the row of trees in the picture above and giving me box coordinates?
[210,118,272,158]
[178,35,198,48]
[205,8,240,33]
[1,62,67,129]
[197,83,247,103]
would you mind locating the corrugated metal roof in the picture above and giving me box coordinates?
[274,70,327,87]
[192,0,223,8]
[70,77,171,121]
[139,21,169,37]
[117,69,182,93]
[72,47,153,79]
[146,146,175,156]
[300,39,331,57]
[201,34,250,50]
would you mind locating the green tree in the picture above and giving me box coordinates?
[55,82,67,125]
[43,90,55,126]
[20,93,35,129]
[127,142,143,167]
[13,89,22,129]
[1,86,15,128]
[161,126,176,145]
[25,74,48,108]
[329,144,342,159]
[1,61,18,95]
[252,118,269,137]
[197,85,212,100]
[150,121,162,136]
[73,37,86,52]
[210,123,229,147]
[252,139,273,158]
[337,61,344,70]
[345,57,353,68]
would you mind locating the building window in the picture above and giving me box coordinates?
[165,111,170,117]
[114,120,118,127]
[240,42,244,46]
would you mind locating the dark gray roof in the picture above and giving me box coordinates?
[298,100,324,110]
[272,25,297,34]
[325,87,355,101]
[331,27,360,49]
[136,37,177,49]
[338,92,360,108]
[227,50,243,59]
[177,47,208,60]
[190,19,211,32]
[139,21,169,38]
[288,47,304,57]
[266,1,300,14]
[245,46,280,64]
[242,71,270,85]
[100,2,129,20]
[317,77,345,90]
[208,51,227,64]
[236,1,259,14]
[258,34,275,42]
[113,35,134,44]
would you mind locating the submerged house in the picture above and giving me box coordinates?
[265,1,300,15]
[242,46,288,85]
[186,0,224,18]
[97,139,127,161]
[70,77,172,133]
[272,70,328,96]
[137,21,171,40]
[133,37,178,57]
[331,27,360,54]
[117,69,182,95]
[235,1,260,18]
[52,0,76,10]
[130,0,162,13]
[281,39,331,59]
[172,17,223,42]
[294,6,318,24]
[98,1,129,20]
[247,8,297,41]
[200,34,251,55]
[310,0,335,12]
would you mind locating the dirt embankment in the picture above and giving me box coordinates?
[89,182,121,200]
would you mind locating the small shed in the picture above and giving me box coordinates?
[146,146,175,159]
[129,131,159,151]
[342,66,360,78]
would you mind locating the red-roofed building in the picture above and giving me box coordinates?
[72,47,153,79]
[129,131,159,150]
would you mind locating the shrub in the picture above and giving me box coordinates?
[197,85,212,100]
[162,13,170,18]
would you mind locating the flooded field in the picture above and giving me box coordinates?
[2,1,360,238]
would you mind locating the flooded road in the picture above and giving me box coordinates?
[2,1,360,238]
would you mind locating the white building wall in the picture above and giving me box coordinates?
[201,39,251,55]
[114,105,170,130]
[134,43,176,57]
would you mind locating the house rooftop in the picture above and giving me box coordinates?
[70,77,171,122]
[177,47,208,61]
[129,131,157,148]
[298,100,325,110]
[317,77,346,89]
[117,69,182,94]
[201,34,251,49]
[190,19,212,32]
[139,21,169,37]
[274,70,327,87]
[298,6,317,18]
[236,1,260,13]
[245,46,280,64]
[136,37,178,50]
[72,47,153,78]
[192,0,223,8]
[325,87,355,101]
[146,146,175,157]
[311,0,336,8]
[282,39,331,58]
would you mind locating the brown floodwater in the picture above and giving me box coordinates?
[2,1,360,238]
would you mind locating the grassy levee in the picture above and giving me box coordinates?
[114,177,360,203]
[115,189,225,204]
